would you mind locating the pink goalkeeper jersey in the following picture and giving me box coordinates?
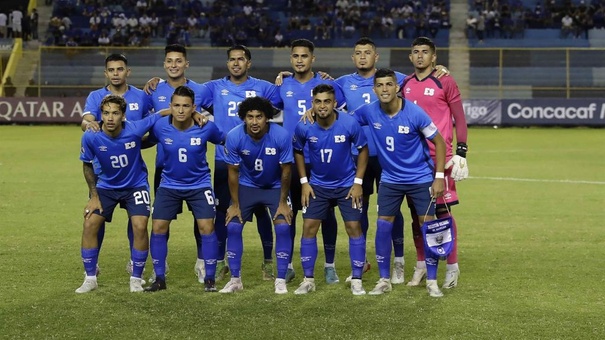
[401,72,462,160]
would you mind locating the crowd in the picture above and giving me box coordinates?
[0,6,38,40]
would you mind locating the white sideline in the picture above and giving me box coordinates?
[469,176,605,185]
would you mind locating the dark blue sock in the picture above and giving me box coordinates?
[226,221,243,277]
[131,248,148,279]
[215,210,227,261]
[360,203,369,239]
[202,232,218,280]
[392,212,404,257]
[150,232,168,280]
[426,256,439,280]
[321,209,338,264]
[289,211,298,264]
[81,247,99,276]
[375,219,393,279]
[349,235,366,279]
[97,222,105,251]
[254,208,274,261]
[194,219,203,259]
[300,237,317,278]
[274,223,292,279]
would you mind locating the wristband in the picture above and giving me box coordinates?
[354,178,363,185]
[300,177,308,184]
[435,172,445,179]
[456,142,468,158]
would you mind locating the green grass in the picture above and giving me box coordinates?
[1,126,604,339]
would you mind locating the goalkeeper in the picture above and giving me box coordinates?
[401,37,468,290]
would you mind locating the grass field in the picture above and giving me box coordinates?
[0,125,604,339]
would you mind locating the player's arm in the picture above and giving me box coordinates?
[225,164,243,225]
[433,65,450,78]
[143,77,163,94]
[446,100,469,181]
[428,131,446,199]
[294,149,314,208]
[275,162,293,225]
[83,162,102,219]
[81,114,100,132]
[347,145,368,209]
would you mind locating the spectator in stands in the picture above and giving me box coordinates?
[11,7,23,39]
[127,14,139,35]
[560,13,574,38]
[0,11,6,38]
[466,14,477,38]
[90,10,101,29]
[187,13,199,37]
[66,36,78,47]
[476,12,486,43]
[98,31,111,46]
[593,6,605,29]
[381,13,395,38]
[112,28,127,46]
[30,8,38,40]
[136,0,148,15]
[415,13,428,37]
[3,77,16,97]
[198,13,209,38]
[274,28,285,47]
[61,16,72,32]
[428,12,441,38]
[25,79,37,97]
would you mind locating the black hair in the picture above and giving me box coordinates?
[105,53,128,66]
[290,39,315,53]
[374,68,397,84]
[237,96,277,120]
[312,84,335,97]
[171,85,195,103]
[165,44,187,58]
[100,94,126,114]
[227,45,252,60]
[411,37,436,53]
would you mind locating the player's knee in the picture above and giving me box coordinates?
[226,221,243,236]
[344,222,362,238]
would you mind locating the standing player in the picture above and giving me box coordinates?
[402,37,468,289]
[80,53,153,276]
[351,68,447,297]
[77,95,161,293]
[276,39,346,284]
[292,84,369,295]
[221,96,293,294]
[144,86,223,292]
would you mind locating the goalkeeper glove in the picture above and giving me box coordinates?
[445,143,469,181]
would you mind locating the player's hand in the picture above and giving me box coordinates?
[225,205,242,225]
[84,196,102,219]
[274,201,293,225]
[193,112,209,126]
[430,179,445,199]
[84,120,100,132]
[445,155,469,181]
[317,71,334,80]
[433,65,450,78]
[300,182,315,209]
[275,71,292,86]
[346,184,363,209]
[143,77,162,94]
[300,108,315,125]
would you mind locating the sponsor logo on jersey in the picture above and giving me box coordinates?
[241,149,250,155]
[309,136,319,143]
[221,89,229,96]
[286,91,294,97]
[372,122,382,130]
[349,84,358,91]
[158,95,167,102]
[164,138,173,145]
[98,146,108,152]
[405,87,411,94]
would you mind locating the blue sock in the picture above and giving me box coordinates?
[202,232,218,280]
[226,221,243,277]
[97,222,105,251]
[349,235,366,279]
[255,208,274,261]
[289,211,298,265]
[322,209,338,264]
[300,237,317,278]
[81,247,99,276]
[360,203,369,239]
[194,220,203,259]
[426,256,439,280]
[274,223,292,279]
[150,232,168,280]
[392,212,404,258]
[375,219,393,279]
[127,220,134,253]
[215,210,227,261]
[131,248,148,279]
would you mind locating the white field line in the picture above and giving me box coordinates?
[469,176,605,185]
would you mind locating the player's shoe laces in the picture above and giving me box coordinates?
[426,280,444,298]
[274,278,288,294]
[148,261,169,284]
[407,267,427,286]
[219,278,243,293]
[324,267,340,284]
[204,279,217,292]
[285,268,296,283]
[368,278,392,295]
[294,278,316,295]
[391,262,405,284]
[262,261,275,281]
[350,279,366,296]
[442,269,459,289]
[194,261,206,284]
[129,277,144,293]
[215,261,230,281]
[144,278,166,292]
[75,278,98,294]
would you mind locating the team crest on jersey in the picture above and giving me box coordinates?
[158,95,167,102]
[245,90,257,98]
[424,88,435,96]
[334,135,346,143]
[221,89,229,96]
[124,141,136,149]
[286,91,294,97]
[265,147,277,155]
[241,149,250,156]
[372,123,382,130]
[129,103,139,111]
[349,84,358,91]
[98,146,108,152]
[308,136,319,143]
[190,138,202,145]
[164,138,173,145]
[398,126,410,134]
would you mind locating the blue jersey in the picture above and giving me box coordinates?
[198,76,281,162]
[149,79,206,167]
[83,85,153,121]
[148,117,224,190]
[352,99,437,185]
[335,71,406,156]
[293,111,366,188]
[224,123,293,189]
[277,73,345,136]
[80,114,161,189]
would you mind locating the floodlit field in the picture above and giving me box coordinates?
[0,125,604,339]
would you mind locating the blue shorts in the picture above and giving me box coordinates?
[153,187,216,220]
[238,185,288,222]
[96,186,151,222]
[377,182,435,217]
[303,186,362,222]
[213,160,230,212]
